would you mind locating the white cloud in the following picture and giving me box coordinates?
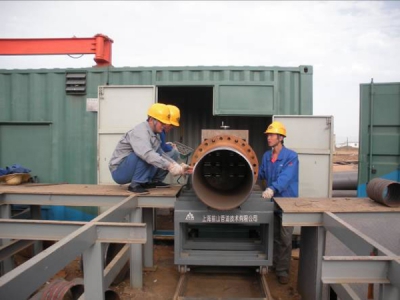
[0,1,399,140]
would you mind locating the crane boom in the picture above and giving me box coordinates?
[0,34,113,67]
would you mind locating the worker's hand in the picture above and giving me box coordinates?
[166,142,177,150]
[180,163,193,175]
[168,162,185,176]
[262,188,274,199]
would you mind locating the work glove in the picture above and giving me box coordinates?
[262,187,274,199]
[168,162,185,176]
[180,163,193,175]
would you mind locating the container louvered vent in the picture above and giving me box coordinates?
[65,73,86,95]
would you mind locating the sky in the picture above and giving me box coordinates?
[1,1,400,145]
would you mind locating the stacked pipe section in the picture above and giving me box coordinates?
[190,135,259,211]
[367,178,400,207]
[332,171,358,197]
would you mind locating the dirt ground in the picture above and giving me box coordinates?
[19,147,358,300]
[333,146,359,172]
[113,243,301,300]
[18,243,300,300]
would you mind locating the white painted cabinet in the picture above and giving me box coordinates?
[274,115,334,198]
[97,86,156,184]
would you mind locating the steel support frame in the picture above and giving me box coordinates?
[0,192,169,299]
[283,211,400,300]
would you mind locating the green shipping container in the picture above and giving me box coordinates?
[358,81,400,196]
[0,65,313,220]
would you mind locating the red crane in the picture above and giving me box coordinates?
[0,34,113,67]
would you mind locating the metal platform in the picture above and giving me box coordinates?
[0,183,182,299]
[276,197,400,300]
[1,184,399,300]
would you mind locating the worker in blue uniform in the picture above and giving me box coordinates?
[258,121,299,285]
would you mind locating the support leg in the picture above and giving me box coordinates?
[143,208,154,268]
[83,242,105,300]
[130,208,143,288]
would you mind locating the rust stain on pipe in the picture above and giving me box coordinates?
[190,134,258,211]
[366,178,400,207]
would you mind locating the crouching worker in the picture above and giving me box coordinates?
[109,103,192,193]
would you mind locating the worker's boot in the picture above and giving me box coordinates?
[277,275,289,284]
[128,184,149,193]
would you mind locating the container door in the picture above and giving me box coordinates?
[358,82,400,196]
[274,115,334,197]
[97,85,156,184]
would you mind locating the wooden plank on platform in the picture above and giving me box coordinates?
[275,198,400,213]
[0,183,182,197]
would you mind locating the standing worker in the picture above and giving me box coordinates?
[109,103,191,193]
[258,121,299,284]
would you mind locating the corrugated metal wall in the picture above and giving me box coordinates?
[358,82,400,196]
[0,66,312,219]
[0,70,98,184]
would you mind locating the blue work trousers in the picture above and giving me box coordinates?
[111,152,167,187]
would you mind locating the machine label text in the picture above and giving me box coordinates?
[201,214,258,223]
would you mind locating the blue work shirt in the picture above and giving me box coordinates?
[258,146,299,197]
[160,130,173,152]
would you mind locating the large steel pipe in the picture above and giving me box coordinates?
[190,135,259,211]
[367,178,400,207]
[332,171,358,190]
[332,190,357,197]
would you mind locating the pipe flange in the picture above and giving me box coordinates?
[190,134,258,181]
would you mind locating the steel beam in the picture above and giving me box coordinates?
[94,194,138,222]
[322,257,391,284]
[137,195,176,208]
[96,222,146,243]
[0,193,176,208]
[330,284,361,300]
[130,207,143,288]
[83,242,106,300]
[379,283,400,300]
[1,193,124,206]
[0,220,146,243]
[143,208,154,268]
[323,212,397,257]
[282,212,323,226]
[0,203,13,275]
[0,240,34,261]
[0,219,86,240]
[298,226,326,300]
[0,223,97,299]
[104,244,129,288]
[0,194,148,298]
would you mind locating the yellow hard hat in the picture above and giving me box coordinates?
[264,121,286,137]
[148,103,171,124]
[167,105,180,126]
